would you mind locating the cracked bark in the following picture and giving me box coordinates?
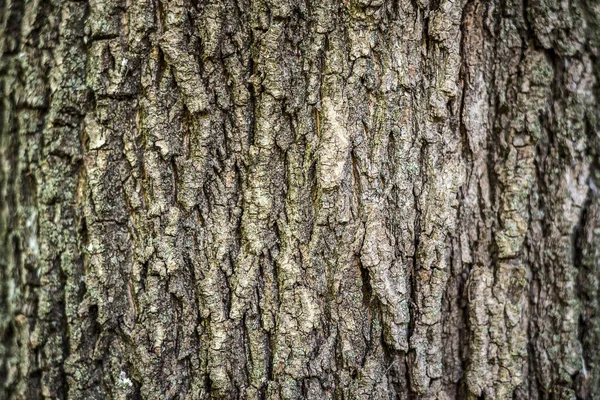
[1,0,599,399]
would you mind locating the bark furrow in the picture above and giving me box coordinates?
[1,0,598,399]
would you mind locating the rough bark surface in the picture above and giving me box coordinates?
[0,0,599,398]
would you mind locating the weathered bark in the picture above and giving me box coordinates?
[0,0,598,398]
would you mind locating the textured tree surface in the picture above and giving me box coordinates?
[1,0,599,398]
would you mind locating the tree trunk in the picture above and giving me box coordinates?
[0,0,598,398]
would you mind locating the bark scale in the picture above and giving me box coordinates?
[0,0,598,399]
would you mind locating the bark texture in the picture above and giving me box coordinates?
[0,0,599,398]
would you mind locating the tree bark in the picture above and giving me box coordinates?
[0,0,598,398]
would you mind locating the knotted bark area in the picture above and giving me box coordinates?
[1,0,599,398]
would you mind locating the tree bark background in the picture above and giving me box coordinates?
[0,0,599,398]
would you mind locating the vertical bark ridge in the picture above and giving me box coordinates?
[1,0,90,398]
[1,0,599,399]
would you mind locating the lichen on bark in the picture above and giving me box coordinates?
[1,0,599,399]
